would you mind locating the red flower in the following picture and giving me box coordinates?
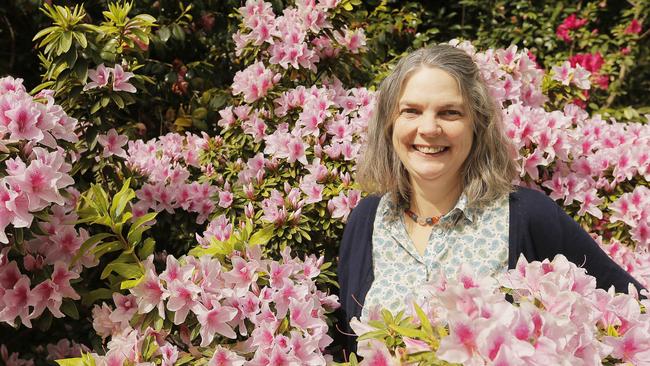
[568,52,604,73]
[556,14,588,42]
[594,74,610,90]
[556,25,572,42]
[625,19,642,35]
[563,14,588,29]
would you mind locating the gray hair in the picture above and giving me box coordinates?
[357,44,517,207]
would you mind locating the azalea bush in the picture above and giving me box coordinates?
[0,0,649,364]
[349,254,650,365]
[456,0,649,115]
[1,0,369,362]
[87,234,338,365]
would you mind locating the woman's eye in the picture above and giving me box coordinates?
[400,108,419,115]
[441,110,462,117]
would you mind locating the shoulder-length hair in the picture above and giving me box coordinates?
[357,44,517,208]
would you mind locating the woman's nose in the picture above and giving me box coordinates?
[418,114,442,136]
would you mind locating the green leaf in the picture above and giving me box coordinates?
[59,31,73,55]
[127,225,149,246]
[73,32,88,48]
[61,299,80,320]
[90,101,102,114]
[64,50,77,68]
[33,26,58,41]
[413,303,433,334]
[390,324,426,339]
[73,59,88,81]
[55,358,84,366]
[175,354,194,366]
[72,232,115,264]
[111,93,124,109]
[130,212,157,233]
[81,288,114,306]
[357,329,388,341]
[92,240,122,257]
[142,334,159,359]
[158,27,171,42]
[171,24,185,41]
[110,178,134,220]
[249,224,275,246]
[120,275,144,290]
[137,237,156,259]
[103,262,143,280]
[90,184,110,215]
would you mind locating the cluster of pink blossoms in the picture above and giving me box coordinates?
[231,0,366,103]
[234,0,361,70]
[219,77,372,224]
[353,254,650,365]
[0,76,79,240]
[0,76,97,328]
[125,132,221,224]
[83,63,137,93]
[457,42,547,108]
[90,246,338,364]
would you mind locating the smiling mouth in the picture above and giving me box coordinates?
[413,145,448,155]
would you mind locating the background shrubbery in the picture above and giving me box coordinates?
[0,0,648,364]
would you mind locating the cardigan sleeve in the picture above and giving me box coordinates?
[521,188,645,293]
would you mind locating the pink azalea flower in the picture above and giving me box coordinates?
[130,261,169,318]
[572,64,591,89]
[83,64,111,91]
[604,325,650,364]
[92,303,120,339]
[194,299,238,346]
[333,27,366,54]
[98,128,129,159]
[0,276,36,327]
[286,137,308,165]
[160,344,179,366]
[167,279,201,324]
[208,345,246,366]
[289,297,322,329]
[45,339,86,360]
[222,256,259,289]
[111,64,137,93]
[551,61,573,86]
[108,292,138,326]
[356,339,399,366]
[569,52,604,73]
[0,76,26,94]
[232,62,281,103]
[218,190,234,208]
[4,98,43,141]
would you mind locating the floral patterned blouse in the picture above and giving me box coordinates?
[361,193,510,319]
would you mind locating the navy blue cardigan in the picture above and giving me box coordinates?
[336,187,644,352]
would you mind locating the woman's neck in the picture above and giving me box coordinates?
[408,176,463,217]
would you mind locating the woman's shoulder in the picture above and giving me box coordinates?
[509,186,563,225]
[510,186,559,210]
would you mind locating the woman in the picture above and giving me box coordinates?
[337,44,644,351]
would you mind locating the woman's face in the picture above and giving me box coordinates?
[391,67,473,189]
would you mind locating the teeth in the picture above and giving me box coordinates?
[414,145,446,154]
